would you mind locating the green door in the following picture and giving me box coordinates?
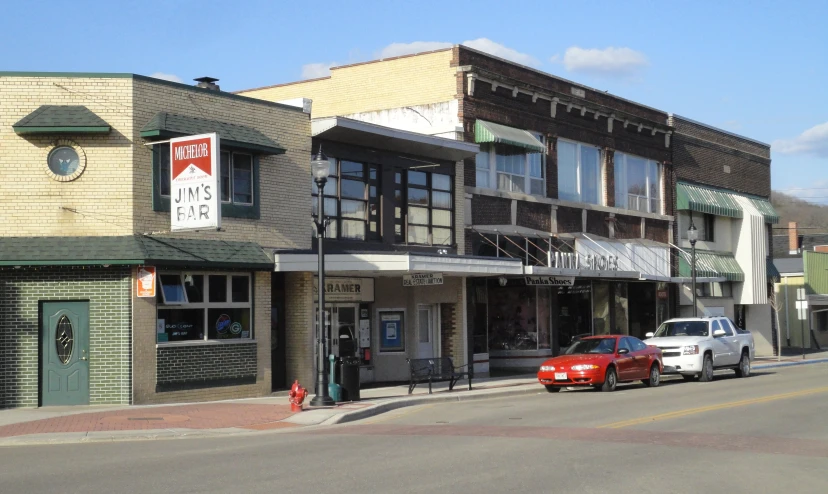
[41,301,89,406]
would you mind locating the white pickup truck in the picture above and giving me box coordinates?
[643,317,755,382]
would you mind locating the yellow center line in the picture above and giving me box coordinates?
[598,386,828,429]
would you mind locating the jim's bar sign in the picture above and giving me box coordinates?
[170,133,221,232]
[403,272,444,287]
[313,277,375,303]
[525,276,575,286]
[551,252,619,271]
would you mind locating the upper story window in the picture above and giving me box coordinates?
[476,140,545,196]
[614,152,662,214]
[407,170,453,246]
[557,139,602,205]
[312,158,380,242]
[680,212,715,242]
[158,143,254,207]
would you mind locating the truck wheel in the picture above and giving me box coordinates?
[643,364,660,387]
[699,354,714,382]
[544,385,561,393]
[735,351,751,378]
[601,367,617,392]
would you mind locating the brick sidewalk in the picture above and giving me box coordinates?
[0,403,297,438]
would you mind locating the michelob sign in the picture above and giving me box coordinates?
[170,133,221,231]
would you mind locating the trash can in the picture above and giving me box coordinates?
[328,354,342,402]
[338,356,361,402]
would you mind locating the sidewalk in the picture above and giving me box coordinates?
[2,356,827,447]
[0,375,539,446]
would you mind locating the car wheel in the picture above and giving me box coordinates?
[698,354,714,382]
[544,385,561,393]
[601,367,617,392]
[682,374,697,382]
[735,351,751,378]
[643,364,661,387]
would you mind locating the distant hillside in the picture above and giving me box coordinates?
[771,191,828,233]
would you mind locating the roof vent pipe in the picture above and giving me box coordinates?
[194,77,220,91]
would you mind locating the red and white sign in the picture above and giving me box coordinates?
[170,133,221,231]
[137,266,156,298]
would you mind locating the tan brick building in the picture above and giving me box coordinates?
[0,72,310,408]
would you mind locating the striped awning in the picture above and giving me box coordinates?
[749,197,780,224]
[474,119,545,153]
[676,182,742,219]
[678,250,745,282]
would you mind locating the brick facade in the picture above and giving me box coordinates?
[156,343,257,390]
[615,214,642,239]
[557,206,582,233]
[0,266,131,409]
[516,201,551,232]
[471,195,511,225]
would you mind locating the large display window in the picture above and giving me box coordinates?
[487,280,551,351]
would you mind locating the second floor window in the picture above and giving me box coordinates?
[158,144,254,206]
[476,141,545,196]
[407,170,453,246]
[312,158,380,242]
[614,152,661,214]
[558,139,602,205]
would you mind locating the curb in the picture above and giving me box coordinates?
[753,358,828,370]
[322,384,541,425]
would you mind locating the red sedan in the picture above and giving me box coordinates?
[537,335,663,392]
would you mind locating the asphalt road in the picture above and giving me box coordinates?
[3,364,828,494]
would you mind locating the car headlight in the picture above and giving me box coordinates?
[683,345,699,355]
[539,365,555,372]
[571,364,600,371]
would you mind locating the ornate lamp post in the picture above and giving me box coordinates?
[688,221,699,317]
[310,147,335,407]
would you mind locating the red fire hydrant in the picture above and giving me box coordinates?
[288,380,308,412]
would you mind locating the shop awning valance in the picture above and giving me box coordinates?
[0,236,273,270]
[13,105,111,135]
[678,250,744,282]
[474,119,545,153]
[141,112,285,155]
[677,182,779,224]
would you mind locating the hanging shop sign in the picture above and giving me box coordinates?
[403,272,444,287]
[170,132,221,232]
[550,251,619,271]
[524,276,575,286]
[313,277,375,302]
[137,266,156,297]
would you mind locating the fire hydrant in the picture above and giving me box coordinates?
[288,380,308,412]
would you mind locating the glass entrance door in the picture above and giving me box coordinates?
[417,305,437,359]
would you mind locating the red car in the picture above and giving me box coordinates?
[537,335,663,392]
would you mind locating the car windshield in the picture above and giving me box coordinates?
[653,321,709,337]
[565,338,616,355]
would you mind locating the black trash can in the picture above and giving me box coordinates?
[338,357,361,402]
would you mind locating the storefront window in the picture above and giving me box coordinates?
[593,282,611,335]
[156,272,253,343]
[467,279,489,354]
[487,280,551,351]
[554,282,592,348]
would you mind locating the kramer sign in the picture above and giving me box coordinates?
[525,276,575,286]
[403,273,444,287]
[170,133,221,232]
[313,277,375,303]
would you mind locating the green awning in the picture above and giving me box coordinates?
[678,250,745,282]
[748,197,780,224]
[474,119,544,153]
[0,236,273,269]
[13,105,111,135]
[767,257,781,281]
[141,112,285,155]
[676,182,743,219]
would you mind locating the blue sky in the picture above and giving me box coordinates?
[3,0,827,201]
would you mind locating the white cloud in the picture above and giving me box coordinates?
[558,47,648,76]
[377,41,452,59]
[149,72,183,83]
[301,62,336,80]
[461,38,540,67]
[374,38,539,67]
[773,122,828,158]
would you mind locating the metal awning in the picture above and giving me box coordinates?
[678,250,745,282]
[13,105,111,135]
[273,251,523,276]
[474,120,545,153]
[767,257,781,281]
[676,182,742,219]
[311,117,479,162]
[677,182,779,224]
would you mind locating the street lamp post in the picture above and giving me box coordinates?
[310,147,335,407]
[688,221,699,317]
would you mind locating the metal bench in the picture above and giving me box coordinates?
[406,357,471,395]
